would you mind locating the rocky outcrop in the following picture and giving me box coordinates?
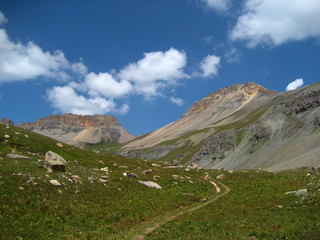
[192,132,234,163]
[282,90,320,115]
[0,118,14,126]
[19,113,134,145]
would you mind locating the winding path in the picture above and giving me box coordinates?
[133,181,230,240]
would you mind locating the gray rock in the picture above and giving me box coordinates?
[123,172,137,178]
[6,154,30,159]
[295,189,308,196]
[138,181,162,190]
[45,151,67,172]
[285,189,308,196]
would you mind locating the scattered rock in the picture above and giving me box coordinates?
[123,172,137,178]
[151,163,161,167]
[100,175,109,180]
[4,135,10,139]
[56,142,63,148]
[275,205,283,209]
[216,174,226,180]
[58,189,63,194]
[138,181,162,190]
[45,151,67,172]
[182,193,195,196]
[71,175,82,184]
[295,189,308,196]
[285,189,308,196]
[75,190,80,194]
[172,160,180,166]
[306,173,311,177]
[19,186,24,190]
[100,167,109,172]
[118,165,128,169]
[50,180,61,186]
[153,175,160,180]
[15,132,21,135]
[99,179,108,183]
[142,169,152,175]
[228,170,234,173]
[6,153,30,159]
[99,160,105,165]
[189,180,194,184]
[47,168,53,174]
[24,135,29,138]
[189,163,200,169]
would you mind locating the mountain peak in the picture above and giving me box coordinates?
[186,82,276,114]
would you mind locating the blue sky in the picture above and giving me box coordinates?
[0,0,320,136]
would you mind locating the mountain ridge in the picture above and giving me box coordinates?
[120,81,320,172]
[18,113,134,146]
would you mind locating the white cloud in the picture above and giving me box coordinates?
[286,78,304,91]
[200,0,232,12]
[224,48,241,63]
[47,48,188,115]
[199,55,220,77]
[0,28,87,83]
[170,97,185,106]
[84,72,132,98]
[230,0,320,47]
[47,86,129,115]
[118,48,187,98]
[0,11,7,25]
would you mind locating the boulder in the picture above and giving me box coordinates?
[50,180,61,186]
[138,181,162,190]
[45,151,67,172]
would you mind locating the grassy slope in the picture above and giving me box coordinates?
[148,169,320,240]
[0,125,216,239]
[1,124,320,239]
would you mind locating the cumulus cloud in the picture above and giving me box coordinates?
[47,48,189,115]
[199,55,220,77]
[286,78,304,91]
[0,11,7,25]
[47,86,129,115]
[0,28,87,83]
[170,97,184,106]
[84,72,132,98]
[230,0,320,48]
[119,48,187,98]
[200,0,232,12]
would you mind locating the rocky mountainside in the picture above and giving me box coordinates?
[0,118,14,126]
[121,81,320,172]
[19,114,134,146]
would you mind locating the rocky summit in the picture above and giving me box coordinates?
[121,81,320,172]
[0,118,14,126]
[19,113,134,146]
